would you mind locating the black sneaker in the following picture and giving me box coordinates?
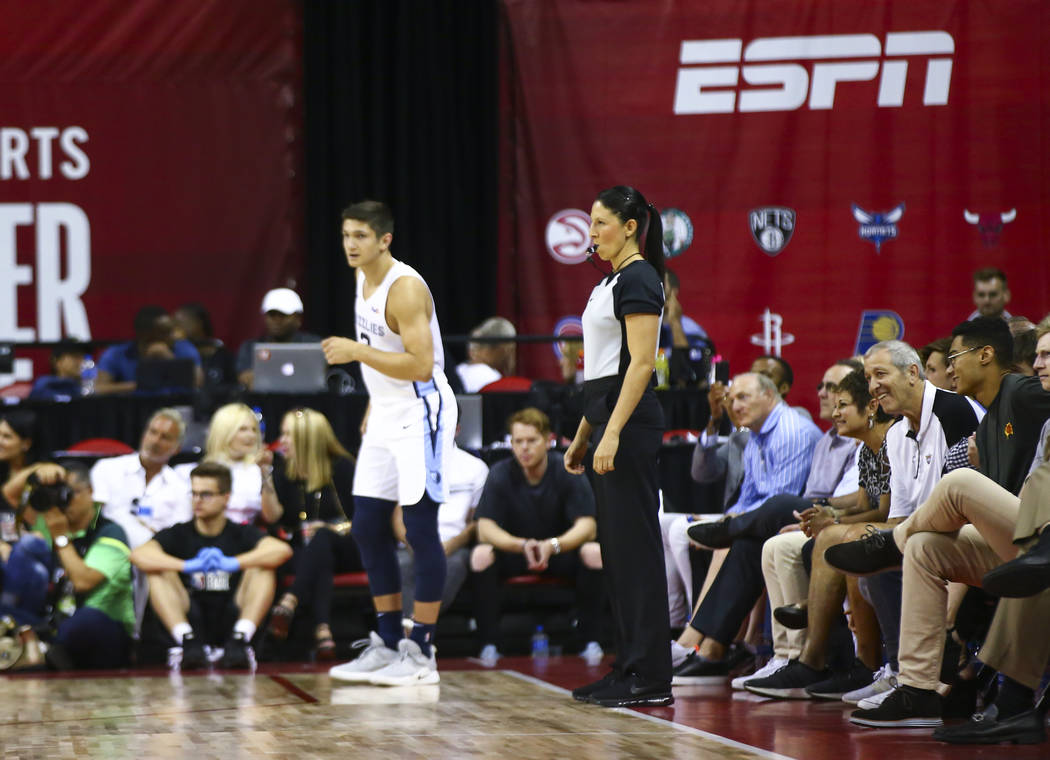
[671,652,730,685]
[219,632,255,670]
[850,684,943,727]
[772,603,808,630]
[687,518,734,550]
[744,659,829,699]
[724,642,755,672]
[824,525,902,576]
[588,672,673,708]
[572,668,620,702]
[805,659,875,700]
[180,632,208,670]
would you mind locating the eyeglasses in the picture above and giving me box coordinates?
[191,490,224,501]
[816,382,836,392]
[946,346,980,366]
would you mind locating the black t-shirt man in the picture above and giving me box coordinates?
[475,451,595,540]
[154,520,264,597]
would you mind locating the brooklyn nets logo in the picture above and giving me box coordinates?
[749,207,796,256]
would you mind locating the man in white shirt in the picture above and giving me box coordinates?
[455,317,517,392]
[91,408,191,550]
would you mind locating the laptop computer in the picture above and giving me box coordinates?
[137,358,196,392]
[252,343,329,393]
[454,393,483,450]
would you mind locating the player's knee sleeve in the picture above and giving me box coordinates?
[402,493,445,603]
[351,496,400,596]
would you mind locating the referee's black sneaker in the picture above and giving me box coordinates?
[572,668,620,702]
[587,673,673,708]
[824,525,902,576]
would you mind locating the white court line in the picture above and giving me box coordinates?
[502,670,798,760]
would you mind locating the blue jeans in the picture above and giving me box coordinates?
[0,535,53,625]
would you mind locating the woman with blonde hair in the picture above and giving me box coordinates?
[267,408,358,658]
[196,403,281,526]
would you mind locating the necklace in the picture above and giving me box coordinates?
[614,252,643,271]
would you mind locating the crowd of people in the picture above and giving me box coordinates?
[2,198,1049,745]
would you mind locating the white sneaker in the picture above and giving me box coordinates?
[328,632,399,683]
[857,684,897,710]
[731,657,789,690]
[670,640,693,669]
[369,638,440,686]
[580,641,604,666]
[842,663,897,705]
[479,643,500,667]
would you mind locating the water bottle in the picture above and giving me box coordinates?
[251,405,265,438]
[80,356,96,396]
[655,349,670,389]
[531,625,549,659]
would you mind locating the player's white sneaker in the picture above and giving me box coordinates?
[328,632,399,683]
[368,638,440,686]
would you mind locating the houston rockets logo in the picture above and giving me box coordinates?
[963,208,1016,248]
[852,203,905,253]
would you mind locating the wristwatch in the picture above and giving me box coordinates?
[54,534,71,549]
[549,537,561,555]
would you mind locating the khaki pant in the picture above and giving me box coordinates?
[761,530,809,660]
[894,467,1050,690]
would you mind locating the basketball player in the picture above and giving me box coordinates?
[321,200,456,686]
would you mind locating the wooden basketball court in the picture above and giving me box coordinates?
[2,656,1045,759]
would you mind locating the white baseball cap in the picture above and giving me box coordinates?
[261,288,304,315]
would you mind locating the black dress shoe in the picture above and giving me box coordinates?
[824,525,902,576]
[687,518,734,550]
[932,705,1046,745]
[773,603,808,630]
[981,530,1050,598]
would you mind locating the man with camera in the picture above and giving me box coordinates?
[2,460,135,669]
[130,462,291,670]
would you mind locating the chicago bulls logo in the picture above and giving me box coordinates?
[964,208,1016,248]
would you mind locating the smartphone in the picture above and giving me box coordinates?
[714,359,730,384]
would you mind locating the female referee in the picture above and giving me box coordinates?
[564,186,672,707]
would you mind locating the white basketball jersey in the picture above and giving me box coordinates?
[354,259,448,401]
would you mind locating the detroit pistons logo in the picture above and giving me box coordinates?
[749,207,795,256]
[545,209,592,264]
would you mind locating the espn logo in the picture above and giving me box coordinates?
[673,32,953,114]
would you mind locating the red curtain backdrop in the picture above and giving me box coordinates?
[497,0,1049,415]
[0,0,302,377]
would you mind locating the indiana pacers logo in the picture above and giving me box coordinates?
[749,207,795,256]
[854,310,905,355]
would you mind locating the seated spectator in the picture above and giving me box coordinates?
[130,462,292,670]
[456,316,517,392]
[470,408,603,664]
[670,367,838,683]
[968,267,1012,321]
[95,305,203,394]
[1011,322,1037,376]
[746,340,980,706]
[28,339,88,401]
[0,410,44,622]
[236,288,320,389]
[91,408,191,550]
[265,408,357,659]
[177,403,281,527]
[660,267,713,387]
[173,302,236,387]
[3,462,134,669]
[751,355,812,420]
[919,338,954,391]
[395,439,488,619]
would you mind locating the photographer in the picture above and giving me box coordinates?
[2,461,135,669]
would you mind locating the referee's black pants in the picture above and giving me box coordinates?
[590,419,672,685]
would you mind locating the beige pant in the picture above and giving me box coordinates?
[761,530,809,660]
[894,467,1050,690]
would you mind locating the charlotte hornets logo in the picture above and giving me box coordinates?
[749,207,795,256]
[660,208,694,259]
[852,203,905,253]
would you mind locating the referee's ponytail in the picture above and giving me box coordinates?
[595,185,665,279]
